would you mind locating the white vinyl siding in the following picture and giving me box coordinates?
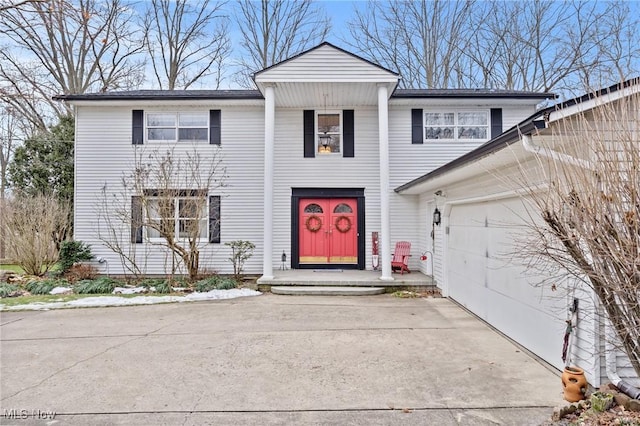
[75,98,541,277]
[388,103,538,188]
[255,44,397,83]
[74,105,264,276]
[271,108,381,270]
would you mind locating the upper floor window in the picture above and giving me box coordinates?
[147,112,208,142]
[424,111,488,141]
[317,113,341,154]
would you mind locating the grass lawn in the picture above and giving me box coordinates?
[0,263,62,274]
[0,264,24,273]
[0,293,90,307]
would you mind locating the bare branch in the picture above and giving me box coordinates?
[142,0,231,90]
[234,0,330,88]
[0,0,145,130]
[0,0,47,12]
[97,145,227,280]
[3,195,70,275]
[510,88,640,376]
[344,0,640,94]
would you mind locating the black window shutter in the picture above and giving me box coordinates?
[210,110,221,145]
[490,108,503,139]
[132,110,144,145]
[411,109,423,144]
[209,196,221,243]
[343,109,354,157]
[303,110,315,158]
[131,196,143,243]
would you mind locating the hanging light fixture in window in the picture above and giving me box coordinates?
[319,93,332,152]
[319,132,332,150]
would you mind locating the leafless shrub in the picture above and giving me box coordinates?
[97,145,225,281]
[64,263,98,283]
[513,86,640,377]
[3,195,70,275]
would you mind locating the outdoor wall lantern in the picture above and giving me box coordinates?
[433,207,441,226]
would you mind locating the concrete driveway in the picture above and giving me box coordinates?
[1,294,563,425]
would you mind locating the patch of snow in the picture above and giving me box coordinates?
[1,288,261,311]
[185,288,262,300]
[49,287,73,295]
[112,286,147,295]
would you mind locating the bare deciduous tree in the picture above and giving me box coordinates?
[3,194,70,275]
[0,0,47,12]
[234,0,330,87]
[0,105,24,259]
[345,0,640,95]
[143,0,231,90]
[576,1,640,92]
[0,106,21,200]
[0,0,145,130]
[465,1,638,94]
[515,86,640,377]
[96,185,148,280]
[98,146,226,280]
[345,0,476,89]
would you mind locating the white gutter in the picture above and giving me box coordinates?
[521,134,595,170]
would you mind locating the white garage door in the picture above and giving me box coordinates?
[446,198,566,370]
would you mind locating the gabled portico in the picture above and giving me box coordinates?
[254,43,399,282]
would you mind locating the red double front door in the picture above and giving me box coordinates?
[299,198,358,265]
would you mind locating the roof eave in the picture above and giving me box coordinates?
[53,92,264,102]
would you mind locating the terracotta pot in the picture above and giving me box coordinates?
[562,366,587,402]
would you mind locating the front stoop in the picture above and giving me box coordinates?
[271,286,385,296]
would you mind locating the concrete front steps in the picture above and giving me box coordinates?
[271,286,386,296]
[257,270,440,296]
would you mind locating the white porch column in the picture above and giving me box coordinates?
[261,84,275,280]
[378,84,393,281]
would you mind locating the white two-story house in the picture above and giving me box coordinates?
[56,43,551,281]
[57,42,640,392]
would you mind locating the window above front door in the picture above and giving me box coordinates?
[317,112,341,154]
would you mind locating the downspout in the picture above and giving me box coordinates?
[605,320,640,398]
[521,134,595,171]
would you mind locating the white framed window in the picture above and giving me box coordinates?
[424,111,488,141]
[146,112,208,142]
[146,195,208,240]
[316,112,341,154]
